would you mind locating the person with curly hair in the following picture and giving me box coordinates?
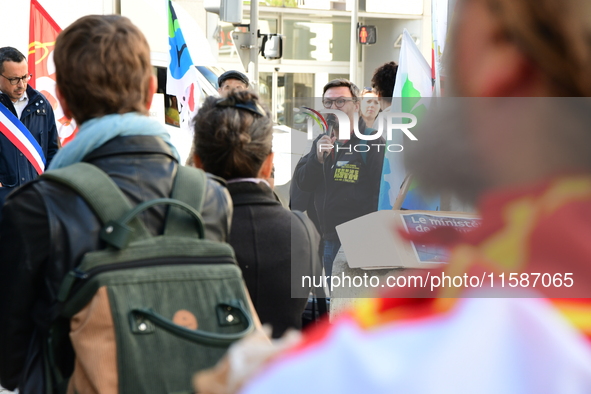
[371,61,398,111]
[192,90,320,338]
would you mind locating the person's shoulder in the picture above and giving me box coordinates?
[26,86,54,110]
[249,200,299,228]
[3,178,52,213]
[205,172,228,190]
[200,171,232,207]
[290,210,319,240]
[9,175,75,199]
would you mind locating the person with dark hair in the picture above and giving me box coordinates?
[293,79,385,281]
[193,90,319,338]
[217,70,249,98]
[0,46,58,210]
[184,70,250,167]
[371,61,398,110]
[0,15,232,393]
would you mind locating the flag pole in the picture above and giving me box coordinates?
[250,0,259,93]
[349,0,359,85]
[431,0,442,97]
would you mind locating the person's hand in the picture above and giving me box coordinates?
[193,326,301,394]
[317,135,336,164]
[0,182,3,187]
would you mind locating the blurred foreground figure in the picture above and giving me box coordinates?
[196,0,591,392]
[0,15,232,393]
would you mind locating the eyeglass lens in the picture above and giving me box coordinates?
[6,75,31,85]
[322,98,350,108]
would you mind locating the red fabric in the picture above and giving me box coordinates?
[28,0,60,92]
[28,0,78,146]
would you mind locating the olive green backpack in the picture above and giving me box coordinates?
[40,163,254,394]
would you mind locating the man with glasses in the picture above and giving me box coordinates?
[293,79,385,282]
[0,47,58,209]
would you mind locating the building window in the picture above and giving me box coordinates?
[283,20,351,61]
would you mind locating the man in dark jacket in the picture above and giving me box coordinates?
[0,15,232,393]
[0,47,59,209]
[294,79,385,280]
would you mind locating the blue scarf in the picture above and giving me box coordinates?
[48,112,180,170]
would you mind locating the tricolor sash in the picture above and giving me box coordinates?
[0,103,46,175]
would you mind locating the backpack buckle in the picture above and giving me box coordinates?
[129,310,155,334]
[100,220,133,249]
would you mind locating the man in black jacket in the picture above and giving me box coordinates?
[0,15,232,393]
[294,79,385,280]
[0,47,59,209]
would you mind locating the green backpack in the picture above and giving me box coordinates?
[40,162,254,394]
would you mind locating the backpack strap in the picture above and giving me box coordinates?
[41,162,151,242]
[163,165,207,237]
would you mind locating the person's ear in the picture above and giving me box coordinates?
[145,75,158,110]
[258,152,274,179]
[193,154,204,169]
[55,86,73,120]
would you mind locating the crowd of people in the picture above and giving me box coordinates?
[1,0,591,392]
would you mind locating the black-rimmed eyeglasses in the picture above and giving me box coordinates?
[0,74,32,86]
[322,98,356,109]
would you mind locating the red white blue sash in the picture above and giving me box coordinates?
[0,102,46,175]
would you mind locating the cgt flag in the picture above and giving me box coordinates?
[28,0,77,146]
[167,0,201,129]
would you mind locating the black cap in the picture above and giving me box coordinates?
[218,70,249,88]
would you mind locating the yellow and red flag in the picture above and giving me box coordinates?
[28,0,77,146]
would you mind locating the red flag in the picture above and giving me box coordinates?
[28,0,77,146]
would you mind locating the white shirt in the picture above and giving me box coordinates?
[13,91,29,119]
